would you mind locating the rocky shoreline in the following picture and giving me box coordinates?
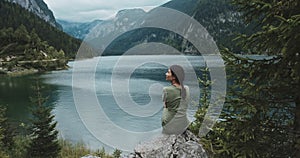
[0,59,68,77]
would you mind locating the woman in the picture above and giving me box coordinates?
[162,65,190,134]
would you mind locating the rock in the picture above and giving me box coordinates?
[81,154,100,158]
[130,130,208,158]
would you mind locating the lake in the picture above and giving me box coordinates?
[0,55,213,152]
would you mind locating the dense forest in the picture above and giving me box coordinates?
[0,0,81,59]
[0,25,67,73]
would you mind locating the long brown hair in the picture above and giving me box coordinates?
[170,65,186,99]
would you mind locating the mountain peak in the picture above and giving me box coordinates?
[115,8,146,19]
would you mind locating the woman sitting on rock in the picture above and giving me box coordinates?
[162,64,190,134]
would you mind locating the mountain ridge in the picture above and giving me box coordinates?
[57,8,146,40]
[7,0,62,29]
[57,19,103,40]
[0,0,81,58]
[58,0,253,55]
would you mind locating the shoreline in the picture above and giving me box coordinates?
[0,58,68,77]
[5,68,39,77]
[1,66,69,77]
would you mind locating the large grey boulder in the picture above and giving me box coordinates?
[132,130,208,158]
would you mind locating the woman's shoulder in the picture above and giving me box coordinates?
[163,85,189,92]
[163,85,176,91]
[164,85,189,89]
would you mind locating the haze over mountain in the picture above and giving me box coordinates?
[86,9,146,40]
[57,19,103,40]
[56,8,146,40]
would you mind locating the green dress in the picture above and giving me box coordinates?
[161,85,190,134]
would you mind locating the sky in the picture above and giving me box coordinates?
[44,0,171,22]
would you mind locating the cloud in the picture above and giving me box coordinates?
[44,0,171,22]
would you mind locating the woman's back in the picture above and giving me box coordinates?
[162,85,190,134]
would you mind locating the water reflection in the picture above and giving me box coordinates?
[0,74,59,130]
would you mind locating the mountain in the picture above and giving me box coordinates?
[162,0,199,15]
[57,19,103,40]
[90,8,146,39]
[59,8,146,40]
[162,0,252,53]
[7,0,62,29]
[0,0,81,59]
[82,8,148,56]
[60,0,254,56]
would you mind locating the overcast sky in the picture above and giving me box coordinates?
[44,0,171,22]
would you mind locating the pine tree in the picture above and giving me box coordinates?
[0,105,15,157]
[231,0,299,157]
[0,105,7,154]
[0,105,15,151]
[191,0,299,157]
[190,67,211,134]
[112,149,122,158]
[27,81,61,158]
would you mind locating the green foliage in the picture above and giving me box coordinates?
[0,86,117,158]
[192,55,296,157]
[0,26,67,71]
[60,144,120,158]
[207,50,296,157]
[0,105,7,155]
[231,0,300,156]
[190,67,211,134]
[92,147,122,158]
[0,151,9,158]
[112,148,122,158]
[26,81,61,158]
[0,134,116,158]
[0,105,15,156]
[95,147,108,157]
[192,0,299,157]
[94,147,107,157]
[0,0,81,58]
[11,135,31,158]
[59,140,91,158]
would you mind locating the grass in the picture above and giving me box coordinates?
[59,139,121,158]
[1,136,121,158]
[59,140,92,158]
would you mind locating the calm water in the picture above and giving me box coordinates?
[0,55,209,152]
